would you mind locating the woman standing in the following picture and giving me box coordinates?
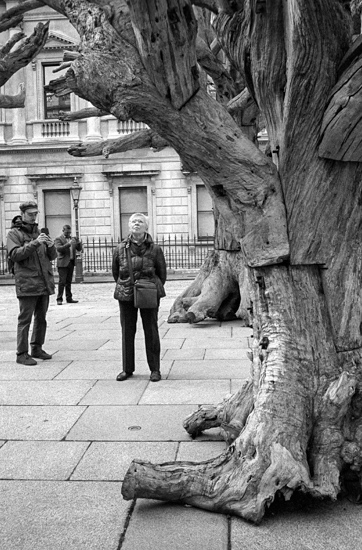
[112,213,167,382]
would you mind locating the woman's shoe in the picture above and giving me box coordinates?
[150,371,161,382]
[116,371,133,381]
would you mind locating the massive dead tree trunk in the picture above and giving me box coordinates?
[3,0,362,523]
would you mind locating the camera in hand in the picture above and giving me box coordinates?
[40,227,50,236]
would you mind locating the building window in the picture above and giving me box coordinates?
[43,63,71,119]
[43,189,71,238]
[119,186,148,238]
[197,185,214,239]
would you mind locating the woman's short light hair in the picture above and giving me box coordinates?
[129,213,149,229]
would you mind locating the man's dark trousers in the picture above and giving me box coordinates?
[17,295,49,355]
[118,300,160,373]
[57,259,75,302]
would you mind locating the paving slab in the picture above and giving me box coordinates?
[52,347,169,362]
[66,405,223,442]
[177,440,227,461]
[0,480,129,550]
[0,362,71,380]
[38,328,75,340]
[71,441,178,480]
[48,338,110,351]
[205,348,250,359]
[139,379,231,405]
[232,326,254,337]
[100,337,185,350]
[169,359,251,379]
[0,441,89,479]
[232,378,251,393]
[122,499,228,550]
[230,498,362,550]
[0,406,86,440]
[0,380,96,405]
[163,347,206,360]
[1,349,58,360]
[78,379,149,405]
[55,360,173,379]
[163,326,232,338]
[181,337,249,349]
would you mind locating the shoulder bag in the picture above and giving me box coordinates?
[126,244,158,309]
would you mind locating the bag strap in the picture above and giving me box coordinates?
[125,242,135,286]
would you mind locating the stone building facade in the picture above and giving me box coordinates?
[0,3,213,245]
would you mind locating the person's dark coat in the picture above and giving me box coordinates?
[54,234,82,267]
[6,223,56,297]
[112,233,166,301]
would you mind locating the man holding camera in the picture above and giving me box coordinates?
[6,201,57,365]
[54,224,82,305]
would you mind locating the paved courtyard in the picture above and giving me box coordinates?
[0,279,361,549]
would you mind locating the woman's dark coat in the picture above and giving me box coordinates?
[112,233,167,301]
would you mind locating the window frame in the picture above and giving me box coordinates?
[42,62,71,120]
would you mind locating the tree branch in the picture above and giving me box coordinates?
[0,1,44,33]
[0,21,49,88]
[196,35,236,103]
[67,128,168,158]
[0,32,25,57]
[58,108,109,121]
[0,83,25,109]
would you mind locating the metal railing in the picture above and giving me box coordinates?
[0,236,214,276]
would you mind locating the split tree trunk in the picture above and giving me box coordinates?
[122,264,360,522]
[11,0,362,522]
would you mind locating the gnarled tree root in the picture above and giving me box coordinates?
[121,433,313,523]
[168,250,250,324]
[183,380,254,443]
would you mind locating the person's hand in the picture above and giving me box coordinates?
[37,233,49,244]
[45,238,54,248]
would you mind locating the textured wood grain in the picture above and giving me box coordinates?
[319,54,362,161]
[127,0,199,109]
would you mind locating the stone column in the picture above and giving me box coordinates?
[86,102,102,141]
[7,1,27,144]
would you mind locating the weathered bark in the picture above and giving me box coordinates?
[58,108,109,121]
[6,0,362,523]
[183,380,254,443]
[0,83,25,108]
[123,265,362,522]
[168,250,250,324]
[0,22,49,88]
[319,38,362,161]
[67,129,168,158]
[0,1,43,33]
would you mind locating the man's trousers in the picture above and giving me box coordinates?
[57,260,75,302]
[17,294,49,355]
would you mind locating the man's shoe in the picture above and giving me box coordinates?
[16,353,37,366]
[116,371,133,381]
[150,371,161,382]
[31,349,52,360]
[67,299,79,304]
[57,300,62,305]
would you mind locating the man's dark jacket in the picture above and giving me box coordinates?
[7,223,56,297]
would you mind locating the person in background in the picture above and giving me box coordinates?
[11,215,23,228]
[6,201,56,366]
[112,213,167,382]
[54,224,82,305]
